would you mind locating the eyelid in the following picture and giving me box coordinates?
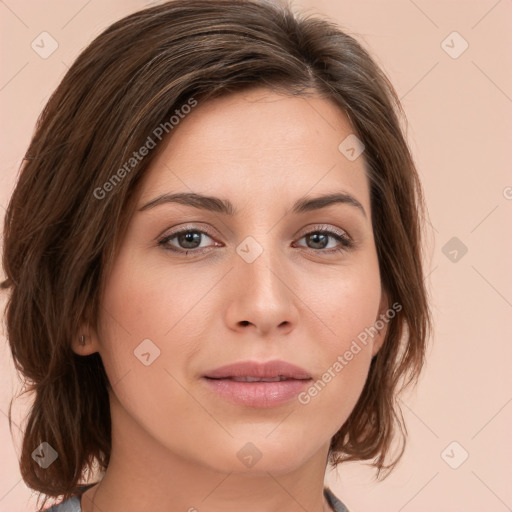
[295,223,351,241]
[156,223,218,241]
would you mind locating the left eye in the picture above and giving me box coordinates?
[158,229,217,253]
[294,230,352,252]
[158,227,353,255]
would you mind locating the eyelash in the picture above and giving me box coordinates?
[157,225,354,256]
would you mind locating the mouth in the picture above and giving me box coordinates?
[205,375,307,382]
[202,360,312,408]
[203,359,312,380]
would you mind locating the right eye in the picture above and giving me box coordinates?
[157,227,221,255]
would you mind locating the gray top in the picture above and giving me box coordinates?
[45,495,81,512]
[324,486,350,512]
[45,485,349,511]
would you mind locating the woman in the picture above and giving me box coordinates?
[1,0,432,510]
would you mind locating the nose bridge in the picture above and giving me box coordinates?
[228,230,298,334]
[237,232,287,301]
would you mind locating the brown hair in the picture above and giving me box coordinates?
[1,0,432,508]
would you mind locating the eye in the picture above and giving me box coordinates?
[157,227,220,254]
[294,226,354,254]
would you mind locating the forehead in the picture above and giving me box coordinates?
[138,87,370,212]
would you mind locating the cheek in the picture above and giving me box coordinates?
[298,322,374,435]
[317,261,382,349]
[95,252,164,384]
[99,248,190,344]
[96,255,195,432]
[301,261,381,410]
[96,247,210,401]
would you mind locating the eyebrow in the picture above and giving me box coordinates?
[139,191,367,218]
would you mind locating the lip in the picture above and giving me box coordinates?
[203,360,312,380]
[203,360,312,408]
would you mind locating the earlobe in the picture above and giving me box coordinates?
[371,325,387,357]
[371,289,390,357]
[72,326,101,356]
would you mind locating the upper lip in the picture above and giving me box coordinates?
[203,360,312,380]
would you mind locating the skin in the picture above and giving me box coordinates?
[75,87,389,512]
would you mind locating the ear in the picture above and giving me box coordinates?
[72,318,101,356]
[371,287,391,357]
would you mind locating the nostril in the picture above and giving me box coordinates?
[240,320,250,326]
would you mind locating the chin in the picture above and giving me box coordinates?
[202,436,316,476]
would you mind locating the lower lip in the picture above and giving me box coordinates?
[203,378,311,408]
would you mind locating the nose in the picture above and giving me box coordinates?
[224,242,299,337]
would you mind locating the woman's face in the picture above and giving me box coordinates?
[87,87,388,475]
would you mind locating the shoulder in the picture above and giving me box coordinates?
[44,496,81,512]
[324,486,351,512]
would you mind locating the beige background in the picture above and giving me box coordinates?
[1,0,511,511]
